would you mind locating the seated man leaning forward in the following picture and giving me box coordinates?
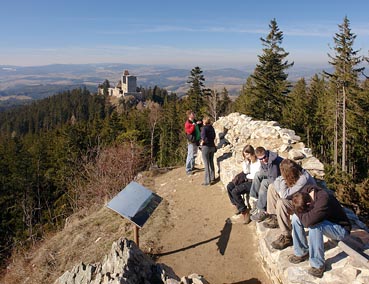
[227,144,261,224]
[250,147,283,222]
[263,159,316,250]
[288,185,351,278]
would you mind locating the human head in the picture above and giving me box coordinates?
[242,144,255,160]
[280,159,303,188]
[186,110,195,120]
[292,191,312,213]
[255,147,268,163]
[202,116,212,125]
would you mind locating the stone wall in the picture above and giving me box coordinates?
[210,113,324,187]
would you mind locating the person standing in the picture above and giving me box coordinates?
[184,110,201,175]
[288,185,351,278]
[227,145,261,224]
[200,116,216,186]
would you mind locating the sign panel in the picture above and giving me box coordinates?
[106,181,162,228]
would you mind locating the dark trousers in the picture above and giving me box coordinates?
[227,181,252,213]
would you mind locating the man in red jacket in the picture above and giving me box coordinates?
[184,110,201,175]
[288,185,351,278]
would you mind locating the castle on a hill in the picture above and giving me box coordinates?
[98,70,141,98]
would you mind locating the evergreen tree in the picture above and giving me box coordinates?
[282,78,308,137]
[234,76,256,116]
[186,66,207,115]
[250,19,294,121]
[325,16,364,175]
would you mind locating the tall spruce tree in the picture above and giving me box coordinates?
[325,16,364,175]
[186,66,207,115]
[250,19,294,121]
[281,78,308,137]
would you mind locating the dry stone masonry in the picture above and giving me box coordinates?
[210,112,324,186]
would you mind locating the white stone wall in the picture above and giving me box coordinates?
[207,112,324,187]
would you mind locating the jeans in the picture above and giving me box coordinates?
[249,171,269,211]
[291,214,349,268]
[201,146,215,184]
[186,142,198,173]
[227,181,252,213]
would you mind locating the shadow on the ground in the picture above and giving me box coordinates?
[217,219,232,255]
[153,219,232,257]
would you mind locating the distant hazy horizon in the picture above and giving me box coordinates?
[1,1,369,67]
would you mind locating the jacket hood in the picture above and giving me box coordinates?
[267,151,278,164]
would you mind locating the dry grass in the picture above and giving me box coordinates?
[2,205,130,284]
[1,169,171,284]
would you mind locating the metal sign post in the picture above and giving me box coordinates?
[133,225,139,247]
[106,181,162,248]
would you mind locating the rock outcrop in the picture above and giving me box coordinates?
[55,238,208,284]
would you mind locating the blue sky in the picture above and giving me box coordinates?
[1,0,369,67]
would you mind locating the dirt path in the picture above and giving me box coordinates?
[144,167,270,284]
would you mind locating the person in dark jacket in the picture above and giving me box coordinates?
[288,185,351,278]
[200,116,216,186]
[250,147,283,222]
[184,110,202,175]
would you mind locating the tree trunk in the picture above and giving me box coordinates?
[334,88,339,173]
[342,85,347,173]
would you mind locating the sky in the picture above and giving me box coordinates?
[1,0,369,68]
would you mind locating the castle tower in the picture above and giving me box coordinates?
[121,70,137,95]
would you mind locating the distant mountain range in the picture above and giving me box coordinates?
[0,63,330,107]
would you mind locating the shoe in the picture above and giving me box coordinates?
[263,215,279,229]
[288,253,309,264]
[201,182,210,186]
[186,171,193,176]
[271,234,293,250]
[250,207,258,215]
[308,265,325,278]
[250,210,269,222]
[249,200,258,215]
[230,209,251,224]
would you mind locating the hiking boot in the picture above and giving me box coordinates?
[308,265,325,278]
[263,215,279,229]
[250,210,269,222]
[271,234,293,250]
[186,171,193,176]
[230,209,251,224]
[288,253,309,264]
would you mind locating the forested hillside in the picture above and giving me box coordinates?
[1,16,369,273]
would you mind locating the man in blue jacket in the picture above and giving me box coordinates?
[250,147,283,222]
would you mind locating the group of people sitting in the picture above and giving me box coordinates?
[184,110,352,279]
[226,145,351,278]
